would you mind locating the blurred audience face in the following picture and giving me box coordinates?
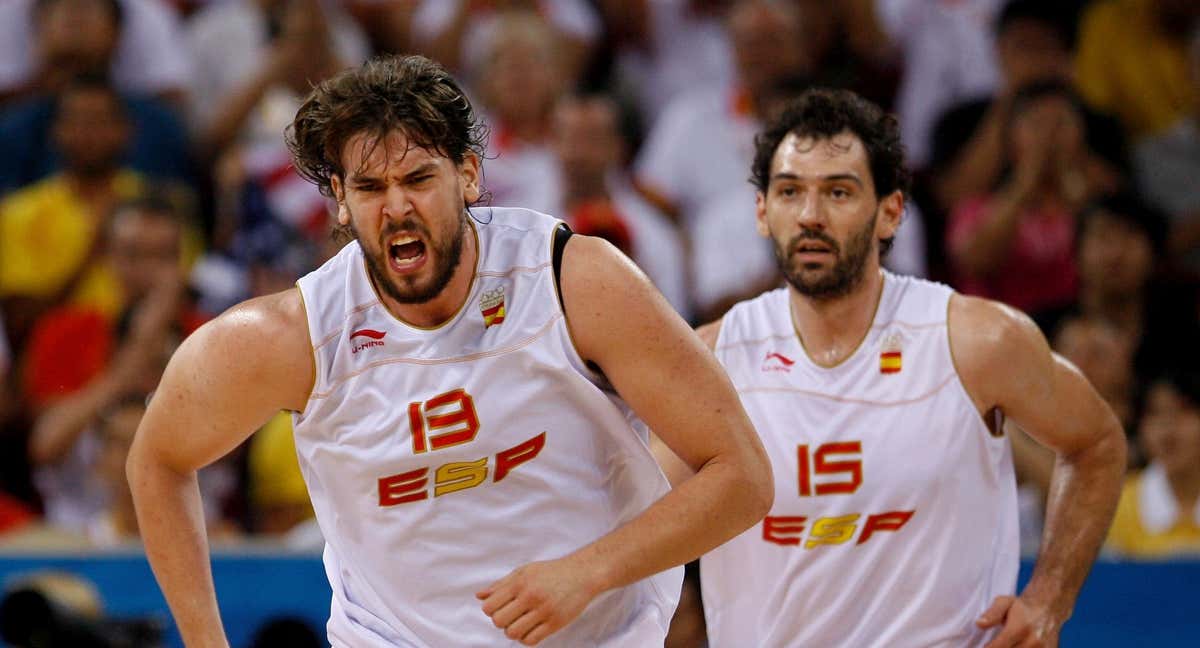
[552,97,623,197]
[35,0,120,76]
[1008,93,1084,169]
[52,83,129,179]
[728,1,807,101]
[995,16,1071,90]
[1077,209,1154,300]
[481,13,563,129]
[1140,380,1200,478]
[1054,317,1135,423]
[107,206,183,302]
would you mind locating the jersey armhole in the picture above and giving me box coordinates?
[551,222,573,311]
[551,223,606,378]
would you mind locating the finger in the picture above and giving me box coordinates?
[505,609,542,642]
[976,596,1015,628]
[489,597,527,628]
[520,622,552,646]
[479,585,517,616]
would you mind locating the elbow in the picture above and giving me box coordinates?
[741,443,775,522]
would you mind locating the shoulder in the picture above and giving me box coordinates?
[948,293,1053,408]
[180,288,313,406]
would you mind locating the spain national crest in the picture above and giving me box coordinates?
[880,332,902,374]
[480,287,506,328]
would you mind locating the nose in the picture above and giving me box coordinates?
[381,184,411,220]
[795,191,827,230]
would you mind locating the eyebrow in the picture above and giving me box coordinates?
[348,162,439,185]
[771,172,864,188]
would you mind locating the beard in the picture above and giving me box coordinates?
[773,211,877,301]
[353,208,467,305]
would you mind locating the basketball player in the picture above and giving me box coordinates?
[126,55,773,647]
[688,89,1126,647]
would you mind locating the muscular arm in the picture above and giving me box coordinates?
[950,296,1125,643]
[479,237,771,644]
[560,238,771,586]
[126,290,313,647]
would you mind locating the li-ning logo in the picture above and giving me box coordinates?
[762,351,796,373]
[351,328,386,354]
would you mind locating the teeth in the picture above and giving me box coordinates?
[390,235,418,246]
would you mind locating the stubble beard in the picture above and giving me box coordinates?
[353,207,467,305]
[774,211,877,301]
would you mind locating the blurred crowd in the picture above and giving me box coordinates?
[1,0,1199,571]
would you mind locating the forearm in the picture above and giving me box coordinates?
[198,67,275,159]
[30,376,124,464]
[568,453,770,593]
[128,452,229,647]
[934,104,1009,209]
[1024,427,1125,619]
[955,186,1027,277]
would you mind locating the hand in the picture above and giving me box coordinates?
[976,595,1063,648]
[476,558,603,646]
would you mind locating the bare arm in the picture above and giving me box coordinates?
[127,290,313,647]
[951,296,1125,646]
[479,237,771,644]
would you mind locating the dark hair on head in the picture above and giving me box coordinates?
[1077,192,1169,256]
[34,0,124,28]
[994,0,1075,49]
[751,88,909,254]
[1139,369,1200,423]
[286,55,488,199]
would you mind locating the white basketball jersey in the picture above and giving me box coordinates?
[702,274,1019,647]
[293,207,681,647]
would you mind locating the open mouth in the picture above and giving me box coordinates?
[388,234,427,272]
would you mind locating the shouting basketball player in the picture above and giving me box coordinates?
[126,55,773,647]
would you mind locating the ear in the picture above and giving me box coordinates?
[755,191,770,238]
[876,190,904,241]
[460,153,481,204]
[330,175,350,226]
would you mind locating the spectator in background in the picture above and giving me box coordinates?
[1135,28,1200,271]
[551,94,690,318]
[412,0,600,84]
[1076,0,1199,143]
[946,82,1116,320]
[88,397,147,545]
[928,0,1124,214]
[1107,371,1200,558]
[0,76,196,343]
[473,11,566,215]
[603,0,736,127]
[185,0,369,161]
[1048,195,1198,384]
[856,0,1003,170]
[1053,317,1138,435]
[635,0,806,320]
[0,0,190,106]
[22,198,216,540]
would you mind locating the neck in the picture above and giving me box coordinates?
[66,168,117,194]
[564,176,611,206]
[380,220,479,328]
[789,266,885,368]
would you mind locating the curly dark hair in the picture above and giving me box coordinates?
[286,55,487,199]
[751,88,910,254]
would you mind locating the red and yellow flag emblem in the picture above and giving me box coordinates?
[480,288,506,328]
[880,333,902,374]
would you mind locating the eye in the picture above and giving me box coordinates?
[353,182,382,193]
[778,185,797,198]
[830,187,851,199]
[410,174,434,186]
